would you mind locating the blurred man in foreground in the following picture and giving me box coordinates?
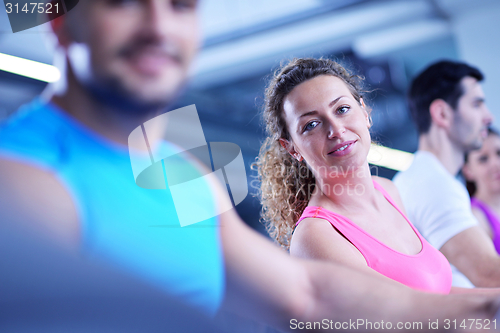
[0,220,221,332]
[0,1,497,331]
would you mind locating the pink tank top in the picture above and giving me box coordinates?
[296,180,452,294]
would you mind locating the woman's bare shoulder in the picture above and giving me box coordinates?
[372,175,397,191]
[371,175,408,214]
[291,216,367,266]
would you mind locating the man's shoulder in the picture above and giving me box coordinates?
[0,157,80,247]
[393,151,471,217]
[394,151,454,191]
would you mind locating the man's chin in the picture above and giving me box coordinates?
[122,77,187,111]
[464,140,484,153]
[88,83,174,115]
[113,94,174,114]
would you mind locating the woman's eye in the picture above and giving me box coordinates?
[337,105,350,114]
[478,155,488,163]
[108,0,138,5]
[173,0,198,11]
[303,121,319,132]
[106,0,140,7]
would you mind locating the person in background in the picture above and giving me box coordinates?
[463,128,500,254]
[393,60,500,289]
[0,1,497,330]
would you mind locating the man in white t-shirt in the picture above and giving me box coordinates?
[394,60,500,288]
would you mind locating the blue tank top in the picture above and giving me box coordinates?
[0,99,225,314]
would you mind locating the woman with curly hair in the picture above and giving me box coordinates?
[255,58,453,294]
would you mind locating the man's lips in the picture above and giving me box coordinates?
[127,52,178,76]
[328,140,357,156]
[121,45,183,76]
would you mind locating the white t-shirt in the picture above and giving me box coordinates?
[393,151,477,288]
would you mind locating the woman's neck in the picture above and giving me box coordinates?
[475,188,500,210]
[310,163,378,212]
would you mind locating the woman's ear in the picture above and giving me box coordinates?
[360,98,372,128]
[279,138,303,162]
[360,98,366,109]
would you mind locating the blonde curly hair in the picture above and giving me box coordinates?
[254,58,367,250]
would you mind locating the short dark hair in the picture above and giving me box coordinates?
[408,60,484,134]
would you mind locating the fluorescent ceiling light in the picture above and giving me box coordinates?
[192,0,433,84]
[368,144,414,172]
[199,0,320,40]
[0,52,60,83]
[353,19,450,59]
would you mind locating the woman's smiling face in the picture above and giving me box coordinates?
[280,75,371,179]
[464,133,500,195]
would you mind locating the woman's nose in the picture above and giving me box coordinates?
[492,153,500,167]
[327,121,346,139]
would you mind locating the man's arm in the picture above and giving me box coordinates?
[440,226,500,287]
[0,158,80,250]
[219,207,497,331]
[472,208,494,239]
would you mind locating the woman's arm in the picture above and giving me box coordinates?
[203,166,499,330]
[219,207,498,331]
[451,286,500,295]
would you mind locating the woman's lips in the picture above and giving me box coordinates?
[328,140,356,157]
[490,171,500,181]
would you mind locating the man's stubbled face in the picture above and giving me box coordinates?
[65,0,200,112]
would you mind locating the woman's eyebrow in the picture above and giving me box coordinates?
[298,110,318,119]
[328,96,345,108]
[297,96,346,120]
